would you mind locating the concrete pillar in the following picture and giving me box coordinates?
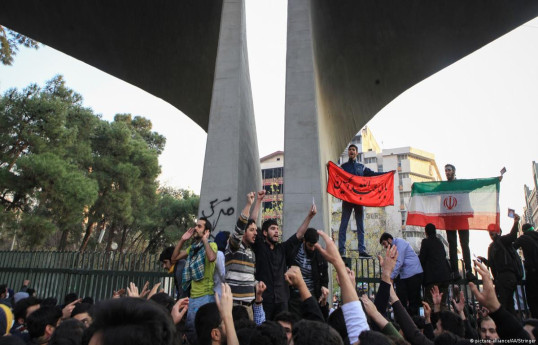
[198,0,261,233]
[282,0,329,238]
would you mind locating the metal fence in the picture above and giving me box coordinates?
[350,257,531,319]
[0,251,173,302]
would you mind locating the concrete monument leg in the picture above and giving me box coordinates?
[198,0,262,233]
[282,0,330,238]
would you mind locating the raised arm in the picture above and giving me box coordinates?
[171,228,195,262]
[315,230,369,343]
[202,231,217,262]
[250,190,265,223]
[229,193,255,251]
[295,204,317,240]
[500,213,520,246]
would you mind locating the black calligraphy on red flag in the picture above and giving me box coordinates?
[326,161,395,207]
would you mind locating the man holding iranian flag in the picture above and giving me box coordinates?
[406,164,502,282]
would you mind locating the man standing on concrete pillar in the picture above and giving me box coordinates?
[338,144,384,258]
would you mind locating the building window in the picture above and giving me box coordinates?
[262,167,283,180]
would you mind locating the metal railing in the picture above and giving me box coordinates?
[350,257,531,319]
[0,251,173,302]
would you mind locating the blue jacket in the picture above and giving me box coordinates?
[391,238,423,280]
[341,159,382,177]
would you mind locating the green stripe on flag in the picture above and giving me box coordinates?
[411,177,499,196]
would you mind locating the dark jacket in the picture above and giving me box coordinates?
[419,236,451,285]
[252,230,300,304]
[288,243,328,299]
[513,231,538,272]
[341,159,382,177]
[486,221,520,279]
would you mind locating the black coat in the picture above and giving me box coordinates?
[288,243,329,299]
[419,236,451,285]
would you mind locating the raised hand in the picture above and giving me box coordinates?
[182,227,195,241]
[379,245,398,283]
[422,301,432,323]
[247,192,255,205]
[139,281,151,298]
[319,286,329,305]
[147,282,162,300]
[171,297,189,324]
[127,282,140,297]
[255,281,266,303]
[360,294,377,316]
[452,290,465,315]
[257,190,266,200]
[202,229,211,242]
[314,230,343,267]
[215,283,234,318]
[284,266,305,288]
[308,204,317,218]
[469,261,501,313]
[112,288,125,299]
[62,298,82,319]
[431,285,443,312]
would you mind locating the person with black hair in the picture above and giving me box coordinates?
[84,297,178,345]
[274,312,300,344]
[419,224,451,310]
[159,246,186,300]
[0,284,10,308]
[250,191,317,320]
[171,216,217,344]
[10,296,41,342]
[149,292,176,313]
[194,283,238,345]
[49,319,85,345]
[293,319,344,345]
[357,330,394,345]
[380,233,423,316]
[250,321,287,345]
[288,227,329,319]
[213,231,229,298]
[478,316,499,344]
[514,223,538,318]
[469,260,530,340]
[71,303,93,328]
[480,214,521,316]
[225,193,258,306]
[338,144,385,258]
[26,305,62,345]
[434,311,464,338]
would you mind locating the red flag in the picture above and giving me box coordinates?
[327,161,395,207]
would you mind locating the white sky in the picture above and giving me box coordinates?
[0,2,537,256]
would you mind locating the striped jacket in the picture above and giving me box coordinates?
[225,213,256,302]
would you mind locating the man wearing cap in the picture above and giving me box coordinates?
[514,222,538,317]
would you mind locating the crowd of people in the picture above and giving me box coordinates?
[1,186,538,345]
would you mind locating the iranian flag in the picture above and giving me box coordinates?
[406,177,500,232]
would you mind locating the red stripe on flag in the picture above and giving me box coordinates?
[406,213,500,231]
[326,161,395,207]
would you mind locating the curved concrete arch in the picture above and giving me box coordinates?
[282,0,538,237]
[0,0,223,131]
